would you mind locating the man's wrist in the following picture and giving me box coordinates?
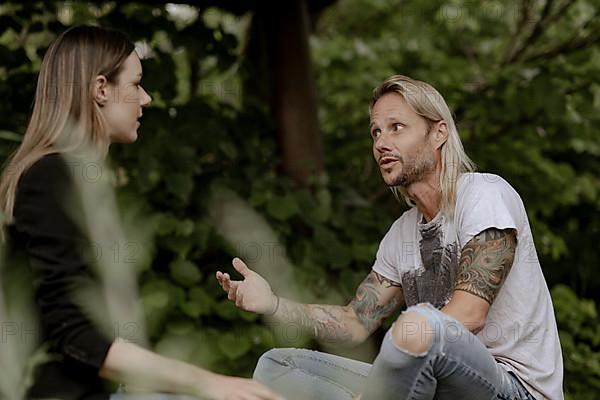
[265,294,280,316]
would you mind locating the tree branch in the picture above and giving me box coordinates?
[522,27,600,63]
[506,0,555,64]
[502,0,535,63]
[521,6,600,63]
[540,0,576,31]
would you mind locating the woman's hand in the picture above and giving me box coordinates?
[216,258,277,315]
[193,373,284,400]
[101,341,284,400]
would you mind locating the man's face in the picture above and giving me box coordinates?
[370,92,438,187]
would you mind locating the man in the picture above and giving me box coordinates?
[216,75,563,400]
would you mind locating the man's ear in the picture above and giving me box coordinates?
[92,75,109,106]
[432,120,449,149]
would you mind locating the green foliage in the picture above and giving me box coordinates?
[0,1,599,397]
[0,1,391,380]
[313,0,600,296]
[552,285,600,399]
[312,3,600,394]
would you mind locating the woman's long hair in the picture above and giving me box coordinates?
[370,75,476,219]
[0,25,134,220]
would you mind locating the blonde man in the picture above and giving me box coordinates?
[217,75,563,400]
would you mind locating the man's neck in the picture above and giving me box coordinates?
[406,168,442,223]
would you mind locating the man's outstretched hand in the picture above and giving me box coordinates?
[216,258,278,315]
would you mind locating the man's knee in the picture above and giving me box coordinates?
[391,309,435,356]
[253,348,293,381]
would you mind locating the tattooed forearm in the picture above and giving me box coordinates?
[273,271,403,346]
[277,299,354,345]
[454,228,517,304]
[350,271,403,334]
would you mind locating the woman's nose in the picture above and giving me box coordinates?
[141,87,152,107]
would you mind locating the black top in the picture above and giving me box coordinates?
[6,153,113,400]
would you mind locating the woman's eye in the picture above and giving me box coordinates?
[393,123,403,131]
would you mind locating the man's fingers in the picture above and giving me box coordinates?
[227,281,240,301]
[235,289,243,307]
[219,272,231,292]
[228,286,237,301]
[216,271,227,290]
[223,272,231,290]
[232,257,252,278]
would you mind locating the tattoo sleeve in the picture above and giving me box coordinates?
[275,271,403,346]
[454,228,517,304]
[349,271,403,334]
[277,300,355,345]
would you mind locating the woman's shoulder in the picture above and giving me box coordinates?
[14,152,74,211]
[24,152,66,175]
[19,152,71,187]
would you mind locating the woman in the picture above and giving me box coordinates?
[0,25,282,400]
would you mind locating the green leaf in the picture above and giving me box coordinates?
[214,300,239,321]
[218,331,252,360]
[166,318,196,336]
[239,309,259,322]
[142,290,170,309]
[169,259,202,287]
[162,236,193,258]
[180,300,205,318]
[181,288,214,317]
[0,130,22,142]
[175,219,195,236]
[153,213,179,236]
[266,194,300,221]
[166,173,194,203]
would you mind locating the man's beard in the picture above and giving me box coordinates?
[387,150,436,187]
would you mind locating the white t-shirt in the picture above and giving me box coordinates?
[372,173,563,400]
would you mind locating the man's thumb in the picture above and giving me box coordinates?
[232,257,251,277]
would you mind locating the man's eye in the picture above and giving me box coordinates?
[371,129,381,138]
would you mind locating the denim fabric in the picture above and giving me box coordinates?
[254,303,536,400]
[253,348,371,399]
[110,394,196,400]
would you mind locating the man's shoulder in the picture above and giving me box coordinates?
[458,172,506,186]
[455,172,525,226]
[457,172,518,196]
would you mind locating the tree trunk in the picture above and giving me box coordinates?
[250,0,325,183]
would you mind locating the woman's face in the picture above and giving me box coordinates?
[101,51,152,144]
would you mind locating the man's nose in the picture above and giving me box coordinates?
[374,133,392,154]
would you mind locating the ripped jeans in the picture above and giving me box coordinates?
[253,303,536,400]
[110,394,195,400]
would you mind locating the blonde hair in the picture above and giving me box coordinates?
[370,75,476,218]
[0,25,134,220]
